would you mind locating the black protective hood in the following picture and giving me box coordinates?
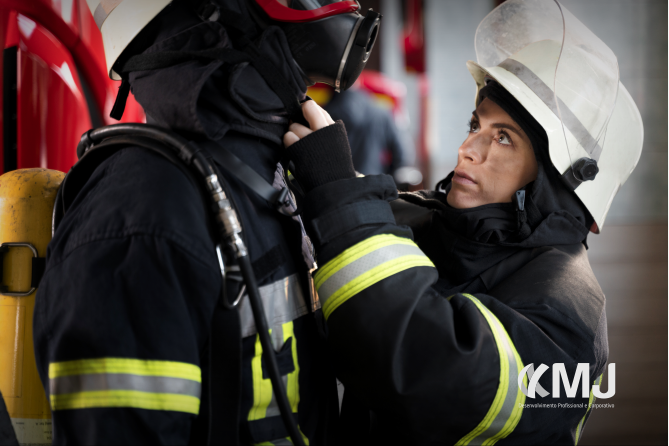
[126,0,307,145]
[398,81,593,292]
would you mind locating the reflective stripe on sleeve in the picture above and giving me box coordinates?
[575,374,602,445]
[48,358,201,414]
[456,294,525,446]
[314,234,434,319]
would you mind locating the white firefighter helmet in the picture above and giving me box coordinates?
[86,0,172,80]
[466,0,643,232]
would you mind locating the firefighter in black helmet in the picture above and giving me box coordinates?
[34,0,380,444]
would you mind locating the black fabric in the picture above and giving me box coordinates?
[0,391,18,446]
[207,299,242,446]
[31,257,46,288]
[293,172,608,445]
[309,200,396,245]
[35,3,336,444]
[262,337,295,379]
[284,121,357,192]
[127,2,306,144]
[391,79,591,291]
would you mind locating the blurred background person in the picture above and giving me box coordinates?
[308,72,422,190]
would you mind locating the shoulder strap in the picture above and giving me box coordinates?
[53,136,202,234]
[53,132,244,445]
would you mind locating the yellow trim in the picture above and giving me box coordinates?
[322,255,433,320]
[314,234,415,289]
[249,332,274,421]
[456,294,525,446]
[49,358,201,382]
[575,374,601,445]
[50,390,199,414]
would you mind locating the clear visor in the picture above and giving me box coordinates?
[475,0,619,168]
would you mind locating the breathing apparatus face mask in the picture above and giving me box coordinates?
[248,0,381,92]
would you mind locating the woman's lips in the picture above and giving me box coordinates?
[453,170,477,185]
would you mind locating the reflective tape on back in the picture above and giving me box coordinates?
[498,59,603,161]
[93,0,124,29]
[456,294,525,446]
[575,374,602,445]
[48,357,201,414]
[314,234,434,319]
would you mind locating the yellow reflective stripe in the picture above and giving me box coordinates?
[50,390,200,414]
[249,322,301,422]
[322,254,433,320]
[315,234,433,320]
[284,322,300,413]
[249,332,274,421]
[49,357,201,382]
[575,374,602,445]
[456,294,525,446]
[314,234,416,289]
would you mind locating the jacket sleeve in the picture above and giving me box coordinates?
[33,151,221,445]
[288,124,602,445]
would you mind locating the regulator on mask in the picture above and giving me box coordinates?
[247,0,382,91]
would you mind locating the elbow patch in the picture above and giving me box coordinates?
[314,234,434,319]
[49,358,201,415]
[456,294,526,446]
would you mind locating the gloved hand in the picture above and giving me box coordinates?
[283,100,357,192]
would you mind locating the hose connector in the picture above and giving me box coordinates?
[206,174,247,257]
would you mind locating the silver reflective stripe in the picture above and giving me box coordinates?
[50,373,201,398]
[93,0,124,29]
[468,302,521,445]
[239,274,308,338]
[317,243,425,304]
[498,59,603,161]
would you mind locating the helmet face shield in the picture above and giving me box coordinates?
[474,0,619,181]
[468,0,643,230]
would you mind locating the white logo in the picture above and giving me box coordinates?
[518,363,615,399]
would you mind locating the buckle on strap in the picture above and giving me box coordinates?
[0,242,40,297]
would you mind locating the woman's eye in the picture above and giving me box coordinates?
[468,120,480,133]
[497,133,512,145]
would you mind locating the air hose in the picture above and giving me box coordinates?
[76,124,306,446]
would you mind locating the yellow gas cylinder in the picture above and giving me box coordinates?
[0,168,64,445]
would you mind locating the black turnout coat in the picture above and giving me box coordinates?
[34,3,337,445]
[284,121,609,445]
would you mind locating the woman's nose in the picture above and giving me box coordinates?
[458,134,486,164]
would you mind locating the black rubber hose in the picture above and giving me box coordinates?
[237,254,306,446]
[83,124,217,177]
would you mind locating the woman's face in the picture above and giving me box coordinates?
[447,98,538,209]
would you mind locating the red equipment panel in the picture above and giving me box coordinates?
[0,0,145,174]
[15,13,88,172]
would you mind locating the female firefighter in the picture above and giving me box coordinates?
[282,1,642,444]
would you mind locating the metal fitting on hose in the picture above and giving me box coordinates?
[206,175,247,257]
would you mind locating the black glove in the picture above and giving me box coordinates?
[285,120,357,192]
